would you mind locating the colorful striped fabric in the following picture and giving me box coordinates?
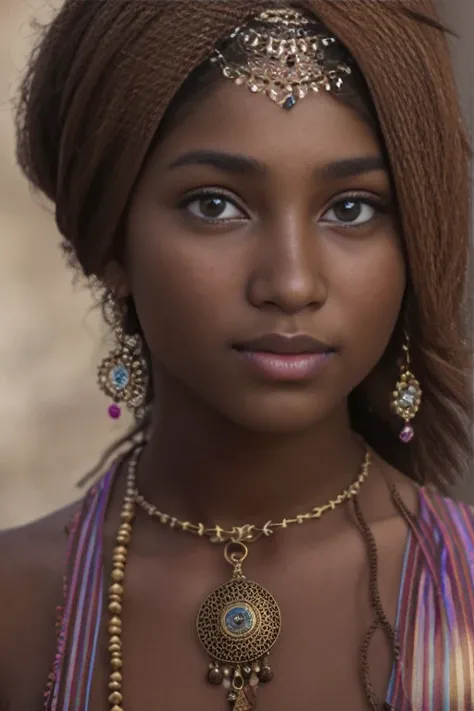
[44,471,474,711]
[387,490,474,709]
[44,470,113,711]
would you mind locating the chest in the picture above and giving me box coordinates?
[86,528,404,711]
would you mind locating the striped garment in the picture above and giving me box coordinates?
[44,469,474,711]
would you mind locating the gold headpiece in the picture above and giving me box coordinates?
[211,7,352,110]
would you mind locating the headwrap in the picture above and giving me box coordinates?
[20,0,469,301]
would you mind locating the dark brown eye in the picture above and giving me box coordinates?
[199,197,227,218]
[321,198,380,227]
[182,194,244,221]
[333,200,362,222]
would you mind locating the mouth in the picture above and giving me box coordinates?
[232,334,336,381]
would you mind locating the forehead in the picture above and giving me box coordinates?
[153,79,382,172]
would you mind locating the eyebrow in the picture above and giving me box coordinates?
[167,150,386,181]
[168,150,266,177]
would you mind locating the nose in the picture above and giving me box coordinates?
[247,217,327,314]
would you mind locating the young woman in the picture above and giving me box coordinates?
[1,1,472,710]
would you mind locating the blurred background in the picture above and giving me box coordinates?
[0,1,472,529]
[0,0,132,529]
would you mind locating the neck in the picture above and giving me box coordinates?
[134,388,366,530]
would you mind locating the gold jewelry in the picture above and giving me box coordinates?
[97,298,148,421]
[133,455,371,545]
[391,332,422,443]
[107,447,371,711]
[211,8,352,111]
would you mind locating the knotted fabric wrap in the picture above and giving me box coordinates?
[33,0,468,323]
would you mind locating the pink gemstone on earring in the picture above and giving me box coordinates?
[108,404,122,419]
[400,425,414,443]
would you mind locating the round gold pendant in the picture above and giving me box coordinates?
[197,578,281,664]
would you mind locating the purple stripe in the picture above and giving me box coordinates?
[84,571,104,707]
[47,470,114,711]
[44,509,80,711]
[74,472,112,709]
[50,491,98,710]
[387,533,414,706]
[63,484,105,709]
[427,494,474,705]
[386,487,474,710]
[77,486,109,708]
[72,510,104,708]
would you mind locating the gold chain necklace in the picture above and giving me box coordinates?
[107,447,371,711]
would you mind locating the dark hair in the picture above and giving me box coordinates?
[15,1,472,496]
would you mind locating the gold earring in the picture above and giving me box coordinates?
[97,300,148,421]
[391,333,422,443]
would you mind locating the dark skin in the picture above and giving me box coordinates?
[0,78,420,710]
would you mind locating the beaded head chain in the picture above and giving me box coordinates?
[211,7,353,111]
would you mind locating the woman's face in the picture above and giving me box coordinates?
[123,77,406,433]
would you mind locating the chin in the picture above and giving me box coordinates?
[222,393,334,435]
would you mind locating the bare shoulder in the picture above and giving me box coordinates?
[0,499,79,583]
[0,501,81,710]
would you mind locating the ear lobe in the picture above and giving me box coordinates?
[103,260,131,299]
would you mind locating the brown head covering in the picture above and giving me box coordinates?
[16,0,472,488]
[18,1,469,283]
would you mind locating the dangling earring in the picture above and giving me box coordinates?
[391,332,422,443]
[97,300,148,421]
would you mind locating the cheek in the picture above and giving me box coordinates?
[125,212,239,354]
[328,233,406,359]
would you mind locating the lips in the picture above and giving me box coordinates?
[233,333,334,356]
[233,334,335,381]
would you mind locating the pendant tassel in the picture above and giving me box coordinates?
[199,543,279,710]
[232,684,259,711]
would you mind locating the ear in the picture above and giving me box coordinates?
[103,260,131,299]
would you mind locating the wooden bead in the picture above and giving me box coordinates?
[113,554,126,564]
[208,667,223,684]
[260,665,274,683]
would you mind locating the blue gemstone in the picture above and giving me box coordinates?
[110,364,130,391]
[283,96,297,110]
[224,605,255,636]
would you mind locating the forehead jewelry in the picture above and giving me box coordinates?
[211,7,352,111]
